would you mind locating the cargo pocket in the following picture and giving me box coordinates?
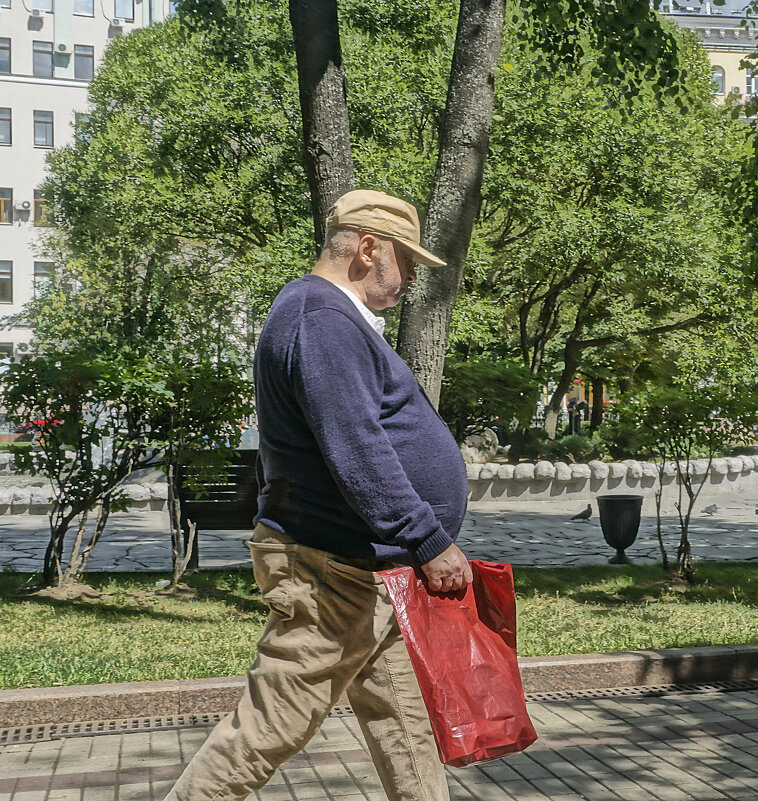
[326,557,384,586]
[248,541,298,619]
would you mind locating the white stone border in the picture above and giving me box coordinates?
[467,456,758,502]
[0,483,168,515]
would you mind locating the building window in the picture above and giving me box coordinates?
[712,66,725,96]
[34,190,48,224]
[114,0,133,20]
[0,189,11,225]
[33,42,54,78]
[0,109,10,146]
[74,112,92,142]
[0,0,9,9]
[0,263,12,303]
[32,0,54,11]
[74,0,94,15]
[74,45,94,81]
[0,39,10,75]
[34,262,52,297]
[748,70,758,98]
[0,344,12,364]
[34,111,54,148]
[168,0,179,13]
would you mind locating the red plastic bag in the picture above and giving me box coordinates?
[380,560,538,767]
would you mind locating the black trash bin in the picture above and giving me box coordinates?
[597,494,643,564]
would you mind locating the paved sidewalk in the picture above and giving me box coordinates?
[2,686,758,801]
[1,496,758,572]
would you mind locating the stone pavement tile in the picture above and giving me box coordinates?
[558,774,624,800]
[479,762,520,782]
[150,781,173,801]
[279,783,323,800]
[116,787,152,801]
[677,785,729,801]
[447,779,476,801]
[461,782,512,800]
[279,767,318,785]
[11,793,50,801]
[645,785,702,801]
[508,761,553,781]
[255,786,295,801]
[597,777,660,801]
[528,776,573,796]
[543,762,585,778]
[455,767,495,785]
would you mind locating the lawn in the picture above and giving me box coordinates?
[0,563,756,689]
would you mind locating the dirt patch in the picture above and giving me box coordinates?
[30,583,103,601]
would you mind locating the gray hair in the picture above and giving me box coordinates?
[321,227,360,261]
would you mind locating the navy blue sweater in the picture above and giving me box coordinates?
[253,274,468,566]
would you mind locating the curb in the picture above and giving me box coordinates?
[2,644,757,727]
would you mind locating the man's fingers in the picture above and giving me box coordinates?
[463,562,474,585]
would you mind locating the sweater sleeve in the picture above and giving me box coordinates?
[290,308,454,565]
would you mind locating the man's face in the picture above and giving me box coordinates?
[364,239,417,311]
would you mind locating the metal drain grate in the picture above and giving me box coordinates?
[0,713,226,745]
[0,704,356,745]
[526,679,758,702]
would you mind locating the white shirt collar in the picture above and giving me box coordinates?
[333,284,386,337]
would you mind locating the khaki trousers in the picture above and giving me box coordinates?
[164,524,449,801]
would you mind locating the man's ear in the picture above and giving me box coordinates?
[356,234,379,271]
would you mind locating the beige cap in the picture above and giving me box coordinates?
[325,189,446,267]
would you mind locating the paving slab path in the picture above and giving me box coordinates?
[1,496,758,573]
[2,685,758,801]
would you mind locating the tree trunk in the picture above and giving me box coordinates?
[590,376,604,431]
[544,341,581,439]
[289,0,355,249]
[396,0,505,407]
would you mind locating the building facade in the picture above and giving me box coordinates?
[0,0,172,359]
[660,0,757,100]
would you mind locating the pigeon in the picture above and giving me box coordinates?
[702,504,718,516]
[570,504,592,522]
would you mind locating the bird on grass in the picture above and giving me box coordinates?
[702,504,719,516]
[570,504,592,522]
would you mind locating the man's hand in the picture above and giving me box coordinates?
[421,543,473,592]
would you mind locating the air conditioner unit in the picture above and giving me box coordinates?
[15,343,29,354]
[56,43,72,55]
[732,86,743,95]
[14,201,31,212]
[111,17,125,26]
[30,8,44,16]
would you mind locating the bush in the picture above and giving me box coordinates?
[0,442,33,452]
[542,433,607,463]
[439,356,539,443]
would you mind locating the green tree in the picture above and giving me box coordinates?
[469,24,751,435]
[618,382,758,582]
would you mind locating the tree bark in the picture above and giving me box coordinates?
[289,0,355,249]
[543,340,581,439]
[396,0,505,407]
[590,376,604,431]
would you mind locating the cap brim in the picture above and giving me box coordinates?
[397,239,447,267]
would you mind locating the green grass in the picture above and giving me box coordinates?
[0,442,33,452]
[515,563,758,656]
[0,563,756,689]
[0,571,268,690]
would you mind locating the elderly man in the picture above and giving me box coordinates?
[165,190,471,801]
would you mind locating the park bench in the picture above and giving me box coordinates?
[177,449,258,569]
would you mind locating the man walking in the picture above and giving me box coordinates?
[165,190,471,801]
